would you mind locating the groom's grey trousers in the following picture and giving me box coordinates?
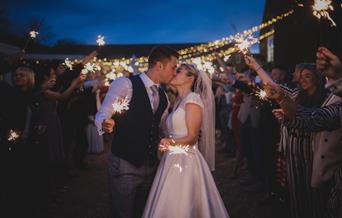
[108,153,157,218]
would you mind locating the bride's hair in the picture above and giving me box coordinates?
[179,63,216,171]
[179,63,199,91]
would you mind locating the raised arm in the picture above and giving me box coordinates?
[81,50,98,66]
[43,74,86,100]
[244,55,276,86]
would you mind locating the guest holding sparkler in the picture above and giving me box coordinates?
[0,65,49,217]
[56,50,97,176]
[263,47,342,218]
[95,46,178,218]
[245,54,331,218]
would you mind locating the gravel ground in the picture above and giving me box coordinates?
[48,137,290,218]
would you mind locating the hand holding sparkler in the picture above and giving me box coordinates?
[272,109,285,122]
[101,118,115,134]
[316,47,342,80]
[159,138,174,152]
[159,138,190,155]
[264,82,285,103]
[98,96,130,135]
[244,55,261,72]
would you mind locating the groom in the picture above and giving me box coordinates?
[95,46,179,218]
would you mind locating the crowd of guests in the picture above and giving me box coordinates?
[0,45,341,218]
[0,50,114,217]
[212,47,342,218]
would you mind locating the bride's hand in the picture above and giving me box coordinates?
[159,138,173,152]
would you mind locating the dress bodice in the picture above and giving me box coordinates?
[166,92,204,140]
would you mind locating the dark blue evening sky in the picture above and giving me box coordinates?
[4,0,265,45]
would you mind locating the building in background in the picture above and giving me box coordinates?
[260,0,342,71]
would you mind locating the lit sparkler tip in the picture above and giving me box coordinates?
[64,58,73,70]
[29,30,39,39]
[168,145,190,155]
[112,96,130,114]
[257,89,267,100]
[312,0,336,27]
[96,35,106,46]
[234,35,258,55]
[82,62,101,74]
[8,130,20,141]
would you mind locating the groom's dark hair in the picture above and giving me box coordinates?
[148,46,179,69]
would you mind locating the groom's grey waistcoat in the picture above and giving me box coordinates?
[111,75,167,167]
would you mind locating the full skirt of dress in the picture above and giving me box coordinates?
[143,146,229,218]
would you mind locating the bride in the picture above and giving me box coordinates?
[143,64,229,218]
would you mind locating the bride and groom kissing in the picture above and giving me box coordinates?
[95,46,229,218]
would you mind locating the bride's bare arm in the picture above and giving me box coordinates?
[160,103,202,147]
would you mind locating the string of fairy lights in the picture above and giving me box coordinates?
[21,0,341,83]
[59,9,292,79]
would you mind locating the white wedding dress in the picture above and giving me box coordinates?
[143,92,229,218]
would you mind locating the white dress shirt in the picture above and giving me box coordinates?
[95,73,169,133]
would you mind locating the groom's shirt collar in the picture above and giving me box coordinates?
[139,73,160,89]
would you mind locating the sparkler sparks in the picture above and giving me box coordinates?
[112,96,130,114]
[312,0,336,27]
[168,145,190,156]
[234,35,258,55]
[63,58,73,70]
[81,63,101,74]
[96,35,106,46]
[8,130,20,142]
[29,30,39,39]
[172,164,183,173]
[255,88,268,101]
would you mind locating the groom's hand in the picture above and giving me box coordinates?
[102,118,115,133]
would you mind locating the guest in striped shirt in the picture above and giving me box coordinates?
[263,47,342,218]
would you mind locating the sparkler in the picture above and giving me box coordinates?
[63,58,73,70]
[96,35,106,46]
[29,30,39,39]
[168,145,190,155]
[98,96,130,136]
[81,63,101,75]
[234,34,258,55]
[112,96,130,114]
[255,88,268,101]
[23,30,39,51]
[312,0,336,27]
[8,130,20,142]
